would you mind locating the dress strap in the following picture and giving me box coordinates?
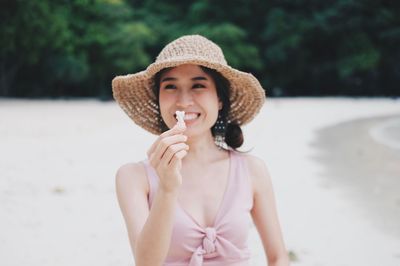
[227,151,253,209]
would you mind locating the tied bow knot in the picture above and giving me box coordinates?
[189,227,218,266]
[202,227,217,254]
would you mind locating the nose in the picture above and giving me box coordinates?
[176,90,194,108]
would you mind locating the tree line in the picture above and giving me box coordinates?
[1,0,399,98]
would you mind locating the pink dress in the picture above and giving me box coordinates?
[142,150,254,266]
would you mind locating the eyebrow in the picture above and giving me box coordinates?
[160,76,208,83]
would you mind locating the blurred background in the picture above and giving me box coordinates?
[1,0,399,99]
[1,1,400,266]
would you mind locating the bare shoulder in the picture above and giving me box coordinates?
[241,154,272,192]
[242,154,270,178]
[115,161,151,250]
[115,161,149,195]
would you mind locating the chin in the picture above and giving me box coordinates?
[185,126,213,138]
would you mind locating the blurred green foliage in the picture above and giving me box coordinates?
[0,0,399,98]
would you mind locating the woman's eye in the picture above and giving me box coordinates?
[193,84,205,89]
[164,84,176,90]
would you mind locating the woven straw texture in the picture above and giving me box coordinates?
[112,35,266,135]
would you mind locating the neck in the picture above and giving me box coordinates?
[183,131,226,164]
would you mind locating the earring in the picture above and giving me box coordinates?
[214,112,227,149]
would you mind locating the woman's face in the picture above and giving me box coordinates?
[158,64,222,136]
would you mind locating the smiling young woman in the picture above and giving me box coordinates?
[112,35,290,266]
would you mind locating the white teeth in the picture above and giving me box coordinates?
[184,113,199,120]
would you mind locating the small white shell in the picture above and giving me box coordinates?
[175,110,186,126]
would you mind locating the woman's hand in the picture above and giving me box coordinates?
[147,124,189,193]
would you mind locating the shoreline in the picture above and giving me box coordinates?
[310,113,400,239]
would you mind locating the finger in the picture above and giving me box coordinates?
[152,134,188,164]
[160,123,186,138]
[160,143,189,168]
[147,124,186,157]
[148,151,158,170]
[169,149,188,168]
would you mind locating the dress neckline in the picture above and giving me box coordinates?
[177,150,234,231]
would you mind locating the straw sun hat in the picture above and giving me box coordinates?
[112,34,265,135]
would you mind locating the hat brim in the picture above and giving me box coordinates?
[112,59,265,135]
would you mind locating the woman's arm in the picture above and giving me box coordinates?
[246,155,290,266]
[115,162,178,266]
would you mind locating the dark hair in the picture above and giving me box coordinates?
[152,66,245,151]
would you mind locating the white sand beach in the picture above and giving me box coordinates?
[0,97,399,266]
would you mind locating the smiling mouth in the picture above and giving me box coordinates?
[174,112,201,122]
